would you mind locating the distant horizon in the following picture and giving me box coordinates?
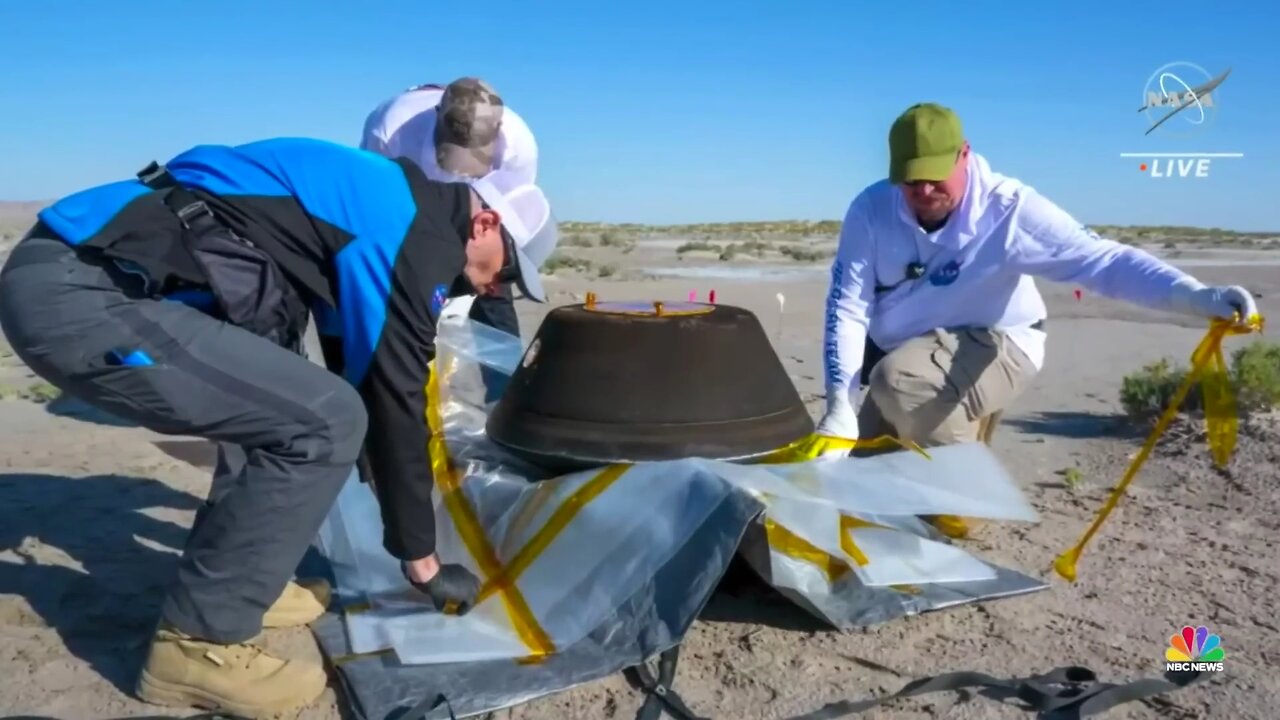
[0,2,1273,234]
[1,198,1273,237]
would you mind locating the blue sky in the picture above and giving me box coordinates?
[0,1,1273,230]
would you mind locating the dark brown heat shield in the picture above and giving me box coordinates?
[485,299,814,472]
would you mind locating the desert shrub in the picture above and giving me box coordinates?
[598,231,634,250]
[596,263,617,278]
[1119,340,1280,422]
[718,240,768,261]
[1230,340,1280,410]
[543,252,593,274]
[561,233,595,247]
[1119,358,1201,422]
[676,240,719,254]
[779,244,831,262]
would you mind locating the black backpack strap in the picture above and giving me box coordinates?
[135,160,225,240]
[136,160,178,190]
[624,646,709,720]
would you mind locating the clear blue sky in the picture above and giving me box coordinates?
[0,1,1274,230]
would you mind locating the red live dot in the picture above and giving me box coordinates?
[1139,163,1148,171]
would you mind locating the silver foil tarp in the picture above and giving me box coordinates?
[307,298,1048,719]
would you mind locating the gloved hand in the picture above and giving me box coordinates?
[809,395,861,459]
[402,561,481,615]
[1172,283,1260,327]
[815,395,859,438]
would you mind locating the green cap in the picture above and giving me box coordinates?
[888,103,964,183]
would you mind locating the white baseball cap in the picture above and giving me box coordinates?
[467,169,558,303]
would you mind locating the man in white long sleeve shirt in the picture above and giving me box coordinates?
[360,77,540,343]
[817,102,1258,448]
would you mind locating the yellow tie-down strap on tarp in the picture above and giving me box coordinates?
[764,513,922,595]
[425,356,634,664]
[423,354,941,661]
[760,433,932,464]
[1055,314,1265,582]
[426,357,556,663]
[760,434,931,594]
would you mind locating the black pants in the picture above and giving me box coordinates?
[0,231,366,643]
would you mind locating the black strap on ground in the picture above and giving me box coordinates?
[781,665,1211,719]
[392,692,458,720]
[627,648,1212,720]
[392,691,501,720]
[624,646,710,720]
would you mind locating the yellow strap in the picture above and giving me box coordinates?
[416,348,941,657]
[426,360,556,659]
[840,514,885,566]
[764,518,851,584]
[1054,315,1263,582]
[474,464,630,605]
[765,514,920,596]
[759,431,929,587]
[761,433,932,463]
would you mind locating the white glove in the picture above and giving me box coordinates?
[1171,283,1259,326]
[815,399,859,438]
[812,395,860,460]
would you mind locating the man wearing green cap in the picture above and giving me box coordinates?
[815,102,1259,455]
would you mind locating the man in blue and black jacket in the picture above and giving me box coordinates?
[0,137,558,717]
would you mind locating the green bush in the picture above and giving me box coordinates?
[1118,340,1280,422]
[1231,340,1280,410]
[543,251,593,274]
[779,244,831,262]
[561,233,595,247]
[1119,358,1201,422]
[676,240,720,254]
[717,240,770,262]
[598,231,634,250]
[596,263,617,278]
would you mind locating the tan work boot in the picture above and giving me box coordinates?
[136,625,327,718]
[262,578,331,628]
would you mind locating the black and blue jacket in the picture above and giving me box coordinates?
[38,137,474,560]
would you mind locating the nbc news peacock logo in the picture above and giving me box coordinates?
[1165,624,1225,672]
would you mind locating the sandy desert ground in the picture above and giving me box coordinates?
[2,210,1278,719]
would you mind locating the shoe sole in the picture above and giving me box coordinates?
[136,669,325,719]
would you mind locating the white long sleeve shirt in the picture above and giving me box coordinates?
[359,84,539,185]
[822,151,1207,409]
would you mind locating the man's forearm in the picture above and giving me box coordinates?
[823,264,870,408]
[1012,191,1208,311]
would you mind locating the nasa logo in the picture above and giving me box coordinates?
[430,283,449,317]
[929,259,962,287]
[1125,61,1243,180]
[1140,61,1227,137]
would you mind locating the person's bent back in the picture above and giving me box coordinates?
[0,137,558,717]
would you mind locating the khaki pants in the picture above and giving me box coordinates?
[858,328,1037,448]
